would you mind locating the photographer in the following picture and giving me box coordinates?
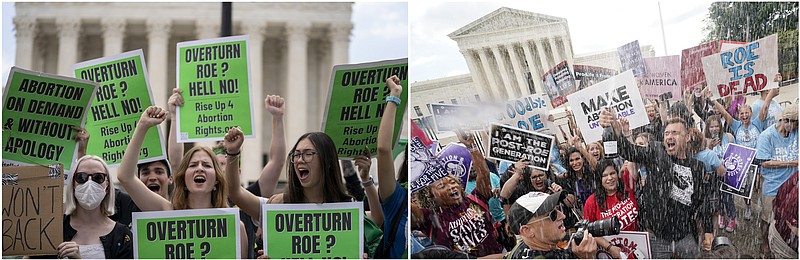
[505,191,597,259]
[599,109,713,258]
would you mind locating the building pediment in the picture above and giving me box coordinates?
[448,7,565,39]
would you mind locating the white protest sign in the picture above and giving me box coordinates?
[702,34,779,98]
[567,70,649,143]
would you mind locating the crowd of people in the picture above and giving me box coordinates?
[410,76,797,259]
[48,76,409,258]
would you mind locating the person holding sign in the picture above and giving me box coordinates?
[756,104,798,258]
[375,75,409,258]
[57,155,133,259]
[411,129,504,258]
[599,110,713,257]
[116,106,248,256]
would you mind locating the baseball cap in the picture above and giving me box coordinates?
[781,103,798,121]
[507,191,565,235]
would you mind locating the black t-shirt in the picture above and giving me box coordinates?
[506,243,576,259]
[110,188,140,227]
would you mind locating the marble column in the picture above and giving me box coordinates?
[56,17,81,76]
[146,18,171,112]
[534,40,551,75]
[101,18,126,56]
[13,16,37,70]
[329,23,351,67]
[548,37,561,65]
[195,20,219,40]
[506,43,530,96]
[240,20,267,183]
[561,35,575,71]
[521,41,543,95]
[285,21,311,144]
[491,45,515,99]
[476,48,501,101]
[460,49,490,100]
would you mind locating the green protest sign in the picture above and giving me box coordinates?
[322,58,408,159]
[132,208,241,259]
[73,49,167,167]
[262,202,363,259]
[2,67,97,171]
[176,35,254,142]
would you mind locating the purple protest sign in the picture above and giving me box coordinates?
[722,143,757,191]
[409,137,449,193]
[437,143,472,188]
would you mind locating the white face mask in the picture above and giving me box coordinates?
[74,180,107,210]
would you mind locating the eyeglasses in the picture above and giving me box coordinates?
[291,151,318,163]
[525,204,563,225]
[531,174,547,180]
[74,172,107,184]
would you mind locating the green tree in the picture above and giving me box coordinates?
[702,2,798,81]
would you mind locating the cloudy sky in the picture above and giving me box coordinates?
[410,0,715,82]
[1,2,408,85]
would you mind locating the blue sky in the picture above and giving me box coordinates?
[1,2,408,85]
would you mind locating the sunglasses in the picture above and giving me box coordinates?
[526,204,564,225]
[74,172,107,184]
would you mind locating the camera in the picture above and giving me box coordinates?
[571,216,621,245]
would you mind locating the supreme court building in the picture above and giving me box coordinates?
[12,2,354,184]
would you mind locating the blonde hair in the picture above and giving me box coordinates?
[64,155,116,216]
[171,146,229,210]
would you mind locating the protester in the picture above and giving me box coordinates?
[375,75,410,258]
[505,191,597,259]
[411,130,503,258]
[756,104,799,258]
[600,111,713,258]
[768,171,798,259]
[583,159,639,232]
[117,106,248,256]
[704,114,736,232]
[57,155,132,259]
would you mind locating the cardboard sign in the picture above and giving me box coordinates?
[437,143,472,187]
[618,40,647,77]
[721,164,758,199]
[73,50,168,167]
[496,93,556,135]
[488,123,553,171]
[2,165,64,256]
[322,58,408,159]
[681,41,719,92]
[132,208,242,259]
[541,60,577,108]
[722,143,757,191]
[638,55,682,101]
[702,34,779,98]
[574,65,617,90]
[567,70,649,143]
[2,67,98,171]
[409,137,449,193]
[176,35,255,142]
[598,231,651,259]
[262,202,363,259]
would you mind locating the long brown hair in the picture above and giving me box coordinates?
[172,146,229,210]
[284,132,351,203]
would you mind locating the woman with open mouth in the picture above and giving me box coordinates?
[117,106,248,257]
[582,159,639,258]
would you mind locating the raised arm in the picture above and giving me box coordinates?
[709,97,734,127]
[376,75,402,201]
[571,135,597,171]
[258,95,286,197]
[354,154,384,227]
[759,87,779,123]
[167,88,184,174]
[457,129,492,199]
[117,106,172,211]
[71,126,89,159]
[599,111,657,164]
[224,127,263,219]
[499,160,528,199]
